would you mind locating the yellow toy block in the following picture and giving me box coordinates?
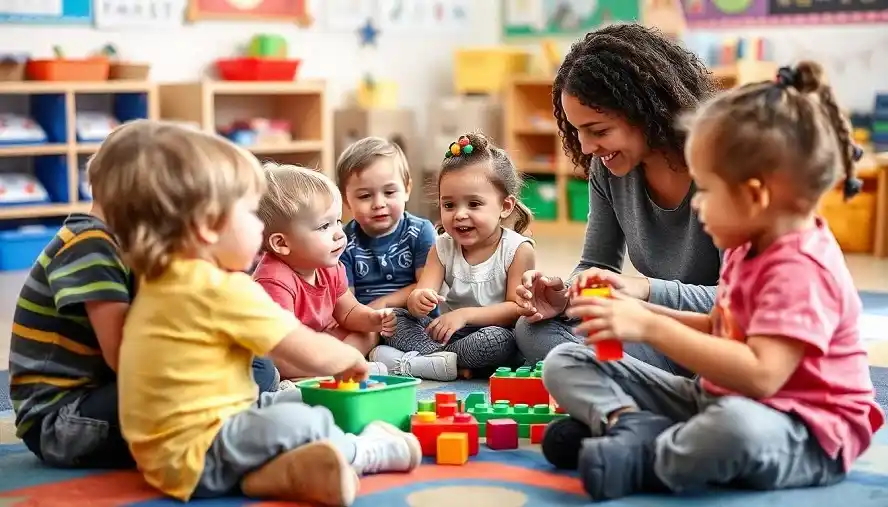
[338,380,359,391]
[436,432,469,466]
[580,287,611,298]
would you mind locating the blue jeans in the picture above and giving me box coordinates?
[252,357,279,393]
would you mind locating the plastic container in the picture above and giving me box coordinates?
[297,375,420,433]
[453,47,530,95]
[521,177,557,221]
[567,178,590,222]
[216,58,301,81]
[26,58,110,81]
[109,62,150,80]
[0,225,57,271]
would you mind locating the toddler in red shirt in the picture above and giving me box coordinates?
[253,163,394,380]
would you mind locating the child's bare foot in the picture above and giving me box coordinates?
[241,440,359,506]
[458,368,473,380]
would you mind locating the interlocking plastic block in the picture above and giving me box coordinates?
[411,411,479,457]
[489,362,549,406]
[338,380,359,391]
[580,287,623,360]
[417,399,435,413]
[486,419,518,450]
[318,379,338,389]
[437,432,469,465]
[530,423,546,444]
[468,400,567,437]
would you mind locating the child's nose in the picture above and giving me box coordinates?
[372,195,386,208]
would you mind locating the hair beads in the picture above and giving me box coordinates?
[445,136,474,158]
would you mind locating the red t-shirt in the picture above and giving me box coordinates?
[252,253,348,332]
[701,219,884,471]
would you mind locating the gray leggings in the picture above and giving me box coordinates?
[543,342,845,492]
[516,315,692,377]
[385,308,518,369]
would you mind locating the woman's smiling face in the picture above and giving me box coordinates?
[560,92,648,177]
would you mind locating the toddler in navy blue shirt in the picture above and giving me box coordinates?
[337,137,456,381]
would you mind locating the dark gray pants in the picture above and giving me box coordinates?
[543,343,846,492]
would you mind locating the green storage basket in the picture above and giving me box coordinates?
[567,178,590,222]
[297,375,420,433]
[521,177,558,221]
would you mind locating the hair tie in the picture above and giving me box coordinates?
[774,66,800,89]
[852,144,864,162]
[843,177,863,200]
[445,136,474,159]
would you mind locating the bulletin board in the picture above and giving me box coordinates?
[501,0,641,39]
[683,0,888,28]
[0,0,93,24]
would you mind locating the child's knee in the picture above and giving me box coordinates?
[542,342,594,396]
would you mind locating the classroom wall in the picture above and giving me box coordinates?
[0,5,885,114]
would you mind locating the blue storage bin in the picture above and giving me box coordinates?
[114,93,149,123]
[30,94,67,143]
[0,225,58,271]
[33,155,70,203]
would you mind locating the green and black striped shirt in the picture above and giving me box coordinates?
[9,213,134,437]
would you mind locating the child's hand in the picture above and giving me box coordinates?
[570,268,651,302]
[335,353,370,382]
[408,288,444,317]
[374,308,396,337]
[426,310,466,344]
[566,290,654,344]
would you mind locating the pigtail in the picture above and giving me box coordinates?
[510,200,533,235]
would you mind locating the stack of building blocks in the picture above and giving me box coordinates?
[466,398,567,438]
[486,419,519,450]
[489,362,550,406]
[579,286,623,360]
[437,432,469,465]
[411,391,480,457]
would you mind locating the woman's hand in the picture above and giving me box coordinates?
[516,270,569,323]
[566,290,655,344]
[570,268,651,301]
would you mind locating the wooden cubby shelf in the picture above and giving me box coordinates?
[0,80,159,220]
[158,80,333,177]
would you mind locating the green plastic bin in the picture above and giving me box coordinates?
[567,178,590,222]
[297,375,420,433]
[521,177,557,221]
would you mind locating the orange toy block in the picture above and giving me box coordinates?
[530,424,546,444]
[579,286,624,361]
[436,432,469,465]
[411,411,479,457]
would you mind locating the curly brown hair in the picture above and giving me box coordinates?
[553,23,717,175]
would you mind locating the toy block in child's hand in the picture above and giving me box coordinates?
[486,419,519,450]
[579,285,624,361]
[437,432,469,465]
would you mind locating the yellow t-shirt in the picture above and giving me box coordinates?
[118,258,299,500]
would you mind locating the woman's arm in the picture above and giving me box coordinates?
[568,169,626,284]
[647,281,717,313]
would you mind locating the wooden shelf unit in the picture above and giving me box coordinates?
[0,80,158,220]
[158,80,333,177]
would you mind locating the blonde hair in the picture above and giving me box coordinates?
[335,137,410,190]
[684,60,862,207]
[93,120,264,280]
[258,163,339,238]
[438,131,533,234]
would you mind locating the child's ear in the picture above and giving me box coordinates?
[500,195,516,220]
[267,232,291,256]
[404,179,413,201]
[743,178,770,214]
[195,219,220,245]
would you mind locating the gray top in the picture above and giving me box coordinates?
[570,161,721,313]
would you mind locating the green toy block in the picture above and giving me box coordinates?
[468,400,567,436]
[463,392,487,412]
[417,399,435,413]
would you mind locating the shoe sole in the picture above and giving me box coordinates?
[365,421,423,470]
[241,440,359,506]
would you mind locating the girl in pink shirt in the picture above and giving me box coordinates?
[540,61,885,500]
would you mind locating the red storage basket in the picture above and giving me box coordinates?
[215,58,301,81]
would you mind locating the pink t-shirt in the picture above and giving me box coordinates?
[701,218,884,471]
[252,253,348,333]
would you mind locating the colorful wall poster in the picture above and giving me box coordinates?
[683,0,888,27]
[0,0,93,24]
[502,0,640,38]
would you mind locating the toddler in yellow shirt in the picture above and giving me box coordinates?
[98,120,421,506]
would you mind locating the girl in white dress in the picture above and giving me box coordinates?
[370,132,536,380]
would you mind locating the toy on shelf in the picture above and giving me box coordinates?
[0,114,48,145]
[411,392,480,457]
[489,362,549,407]
[216,34,301,81]
[486,419,519,450]
[436,433,469,466]
[297,375,420,433]
[579,286,623,361]
[529,424,546,444]
[0,173,50,205]
[76,112,119,143]
[219,119,292,147]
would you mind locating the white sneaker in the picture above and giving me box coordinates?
[277,379,299,391]
[369,345,457,381]
[367,361,388,376]
[352,421,422,475]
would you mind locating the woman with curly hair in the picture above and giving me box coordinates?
[515,24,721,372]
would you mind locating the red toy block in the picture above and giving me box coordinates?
[489,375,550,407]
[411,412,479,457]
[530,424,546,444]
[579,286,624,360]
[435,392,457,407]
[437,402,458,418]
[318,379,338,389]
[486,419,519,450]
